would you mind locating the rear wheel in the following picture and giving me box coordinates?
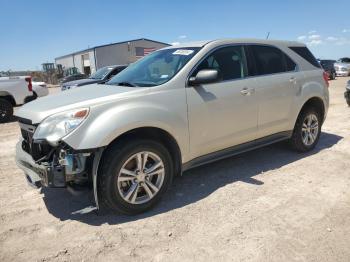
[290,107,321,152]
[330,72,336,80]
[0,98,13,123]
[98,139,174,215]
[346,99,350,107]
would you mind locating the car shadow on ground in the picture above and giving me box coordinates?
[0,115,18,124]
[41,131,343,225]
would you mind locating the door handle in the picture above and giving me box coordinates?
[241,87,254,95]
[241,88,249,95]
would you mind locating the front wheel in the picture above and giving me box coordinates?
[290,107,321,152]
[98,139,174,215]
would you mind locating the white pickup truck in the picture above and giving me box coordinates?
[0,76,33,122]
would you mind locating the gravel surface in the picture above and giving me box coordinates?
[1,78,350,262]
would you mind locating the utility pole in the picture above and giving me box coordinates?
[266,32,270,40]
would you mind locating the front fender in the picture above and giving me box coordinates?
[63,100,189,161]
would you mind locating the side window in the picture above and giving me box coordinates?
[107,68,118,79]
[289,46,321,68]
[192,46,247,81]
[249,45,288,75]
[284,54,297,71]
[108,67,124,79]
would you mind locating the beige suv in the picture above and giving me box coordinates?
[15,39,329,214]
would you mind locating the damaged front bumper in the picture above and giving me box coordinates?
[15,139,92,188]
[15,141,44,187]
[16,137,104,209]
[15,117,105,209]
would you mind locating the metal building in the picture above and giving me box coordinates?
[55,38,170,76]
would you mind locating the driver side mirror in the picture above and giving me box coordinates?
[188,69,219,86]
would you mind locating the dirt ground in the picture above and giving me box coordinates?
[1,78,350,262]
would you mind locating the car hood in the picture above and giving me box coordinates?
[62,78,101,87]
[15,83,146,124]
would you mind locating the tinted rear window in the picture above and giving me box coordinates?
[319,60,334,69]
[285,54,297,71]
[248,45,296,76]
[289,46,321,68]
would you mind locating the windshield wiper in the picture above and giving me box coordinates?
[115,82,137,87]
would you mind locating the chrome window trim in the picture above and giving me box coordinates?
[186,43,299,87]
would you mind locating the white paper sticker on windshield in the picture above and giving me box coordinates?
[173,49,194,56]
[160,75,168,78]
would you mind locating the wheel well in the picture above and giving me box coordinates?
[300,97,325,123]
[104,127,182,176]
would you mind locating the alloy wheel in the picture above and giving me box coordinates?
[117,151,165,204]
[301,113,319,146]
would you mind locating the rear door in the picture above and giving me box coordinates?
[246,45,299,138]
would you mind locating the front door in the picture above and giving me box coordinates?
[186,45,258,158]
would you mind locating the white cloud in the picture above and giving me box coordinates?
[342,29,349,33]
[171,42,180,46]
[308,30,317,34]
[178,35,187,39]
[326,36,338,41]
[297,35,306,41]
[334,37,350,46]
[307,40,323,46]
[309,34,321,40]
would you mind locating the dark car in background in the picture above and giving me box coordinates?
[59,73,87,84]
[61,65,127,91]
[345,80,350,106]
[318,59,336,80]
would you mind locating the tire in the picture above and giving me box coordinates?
[330,72,336,80]
[98,139,174,215]
[290,107,321,152]
[346,99,350,107]
[25,92,37,103]
[0,98,14,123]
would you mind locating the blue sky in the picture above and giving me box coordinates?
[1,0,350,71]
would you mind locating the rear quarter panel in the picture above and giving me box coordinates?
[0,77,32,104]
[288,69,329,130]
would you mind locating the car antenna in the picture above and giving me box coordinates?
[266,32,270,40]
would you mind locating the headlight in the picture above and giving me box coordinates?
[33,108,89,146]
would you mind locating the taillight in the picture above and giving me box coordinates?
[25,77,32,92]
[323,71,329,88]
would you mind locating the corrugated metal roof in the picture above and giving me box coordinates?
[55,38,170,60]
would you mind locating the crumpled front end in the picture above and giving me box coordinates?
[15,119,94,188]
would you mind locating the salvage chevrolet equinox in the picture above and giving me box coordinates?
[15,39,329,214]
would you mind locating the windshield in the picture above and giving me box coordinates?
[90,66,114,79]
[107,47,200,87]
